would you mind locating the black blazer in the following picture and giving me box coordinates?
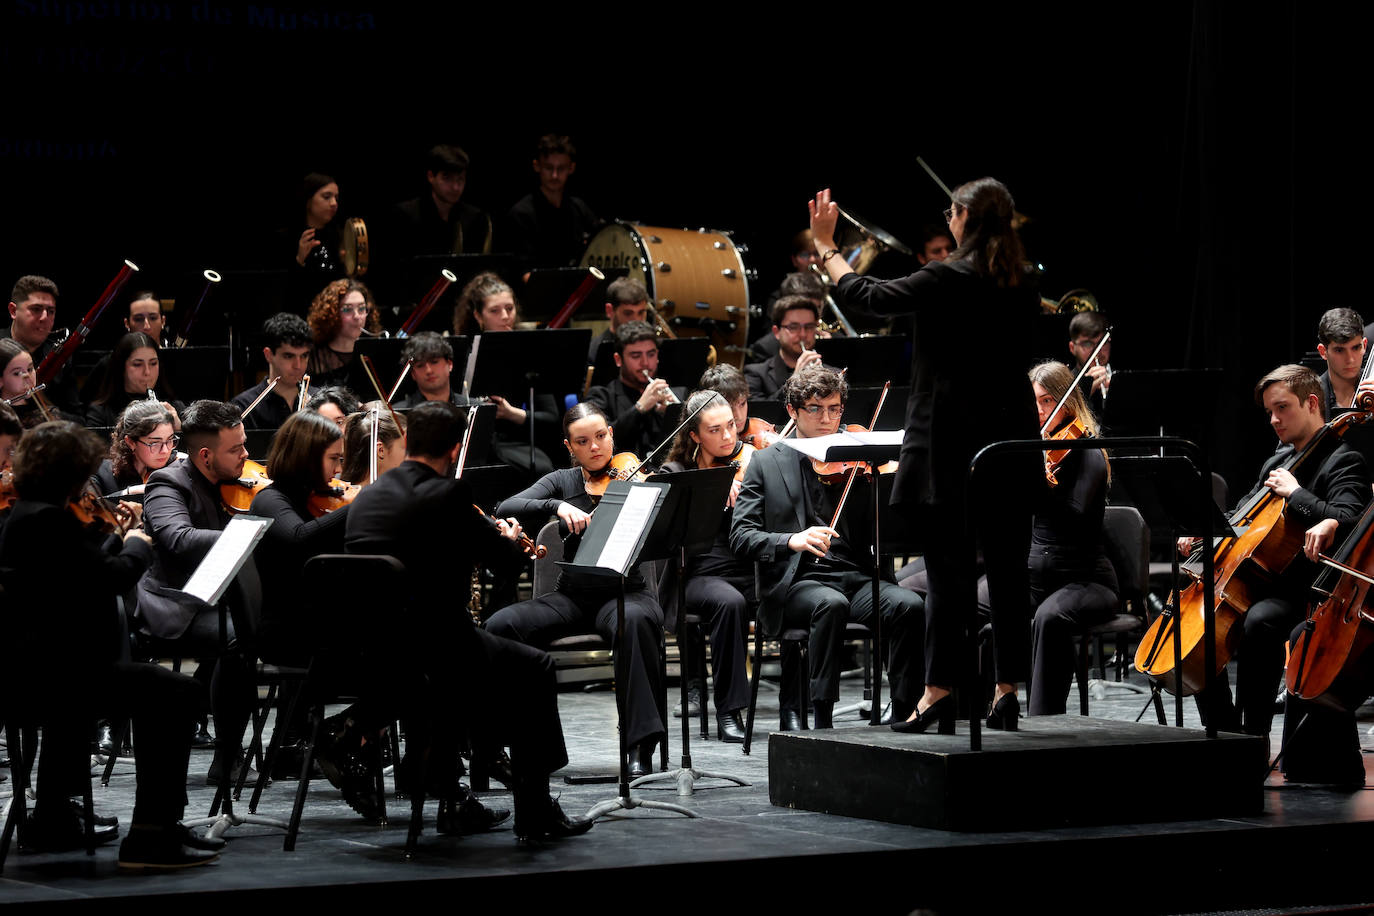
[743,354,790,401]
[728,442,812,636]
[836,259,1042,510]
[135,458,231,638]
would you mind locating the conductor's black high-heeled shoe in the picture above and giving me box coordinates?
[890,695,955,735]
[986,692,1020,731]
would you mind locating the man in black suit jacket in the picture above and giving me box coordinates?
[1183,365,1371,739]
[584,321,686,459]
[730,367,921,729]
[344,401,591,843]
[135,399,257,783]
[743,295,824,401]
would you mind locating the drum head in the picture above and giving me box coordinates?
[343,217,369,277]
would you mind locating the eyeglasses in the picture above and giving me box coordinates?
[780,322,818,334]
[801,404,845,418]
[339,305,370,316]
[136,435,180,452]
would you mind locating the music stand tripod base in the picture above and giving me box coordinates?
[630,766,751,798]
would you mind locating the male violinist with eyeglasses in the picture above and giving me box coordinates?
[730,365,922,731]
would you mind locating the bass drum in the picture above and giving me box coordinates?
[581,223,751,368]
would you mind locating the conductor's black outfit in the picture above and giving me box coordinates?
[836,260,1042,689]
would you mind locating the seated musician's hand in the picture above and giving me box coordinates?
[1304,518,1339,562]
[788,525,838,557]
[1177,536,1199,557]
[489,395,526,425]
[558,501,591,535]
[636,378,671,413]
[1086,364,1110,394]
[296,228,319,265]
[792,349,822,376]
[119,499,144,524]
[1265,467,1300,499]
[123,528,152,547]
[495,516,523,543]
[727,478,742,508]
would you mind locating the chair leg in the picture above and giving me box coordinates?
[743,622,764,755]
[250,680,303,813]
[697,624,710,741]
[1076,637,1090,716]
[405,747,427,859]
[797,641,810,730]
[81,773,96,856]
[100,719,129,787]
[283,705,324,852]
[0,724,27,872]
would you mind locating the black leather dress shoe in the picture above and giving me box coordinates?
[716,710,746,743]
[69,799,118,828]
[191,722,215,750]
[438,786,511,835]
[626,741,655,779]
[23,811,119,852]
[117,825,219,871]
[515,795,593,844]
[779,709,803,732]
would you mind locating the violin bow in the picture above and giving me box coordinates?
[828,381,891,529]
[1041,330,1111,436]
[239,376,281,421]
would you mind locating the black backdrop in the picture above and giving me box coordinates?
[0,1,1362,492]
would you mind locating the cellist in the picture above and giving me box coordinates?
[1178,365,1370,739]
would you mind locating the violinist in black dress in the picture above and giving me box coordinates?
[1026,362,1120,715]
[810,180,1042,732]
[485,403,668,777]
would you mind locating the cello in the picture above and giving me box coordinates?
[1136,408,1374,695]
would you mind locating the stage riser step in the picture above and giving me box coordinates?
[769,715,1264,830]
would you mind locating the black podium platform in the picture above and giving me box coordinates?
[769,715,1264,831]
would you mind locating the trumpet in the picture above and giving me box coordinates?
[643,369,680,405]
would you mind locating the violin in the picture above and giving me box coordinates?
[307,476,362,517]
[711,441,756,483]
[741,417,780,449]
[1043,414,1089,486]
[70,489,137,535]
[582,452,649,498]
[1136,408,1374,694]
[220,459,272,515]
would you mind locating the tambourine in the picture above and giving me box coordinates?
[342,216,369,277]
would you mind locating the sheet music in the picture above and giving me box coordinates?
[182,515,272,605]
[595,485,658,574]
[462,335,481,399]
[778,428,904,462]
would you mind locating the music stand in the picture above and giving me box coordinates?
[624,467,751,797]
[845,386,908,430]
[1112,455,1236,730]
[522,268,605,324]
[160,346,234,402]
[814,336,911,387]
[656,338,711,390]
[558,480,696,821]
[469,329,590,471]
[590,338,618,389]
[778,429,904,725]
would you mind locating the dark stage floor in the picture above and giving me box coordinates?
[5,665,1374,915]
